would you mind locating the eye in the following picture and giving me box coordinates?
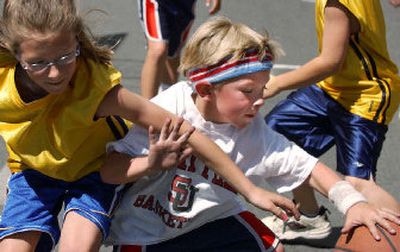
[56,53,74,65]
[241,89,253,94]
[29,61,48,71]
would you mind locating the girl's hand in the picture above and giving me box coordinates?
[247,186,300,221]
[342,202,400,240]
[147,117,194,172]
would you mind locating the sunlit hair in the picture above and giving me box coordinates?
[0,0,112,64]
[179,16,284,77]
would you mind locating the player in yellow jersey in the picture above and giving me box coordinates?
[262,0,400,241]
[0,0,302,251]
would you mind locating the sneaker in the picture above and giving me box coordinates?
[261,206,332,240]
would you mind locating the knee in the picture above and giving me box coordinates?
[146,42,169,60]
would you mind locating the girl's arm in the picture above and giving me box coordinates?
[97,85,299,219]
[263,1,352,98]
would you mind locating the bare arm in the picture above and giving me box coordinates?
[305,161,400,240]
[96,85,299,218]
[263,3,351,98]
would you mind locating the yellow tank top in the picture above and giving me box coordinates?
[0,55,131,181]
[315,0,400,124]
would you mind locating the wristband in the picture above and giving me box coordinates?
[328,181,367,214]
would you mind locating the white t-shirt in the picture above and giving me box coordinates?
[106,81,318,245]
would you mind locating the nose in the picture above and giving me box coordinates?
[253,98,264,110]
[47,64,61,78]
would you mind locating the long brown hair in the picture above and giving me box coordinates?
[0,0,113,64]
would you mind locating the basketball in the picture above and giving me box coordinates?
[334,224,400,252]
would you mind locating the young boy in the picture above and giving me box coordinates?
[101,16,400,251]
[262,0,400,241]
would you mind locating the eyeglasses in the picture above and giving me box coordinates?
[19,46,80,73]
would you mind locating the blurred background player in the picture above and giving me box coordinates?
[137,0,221,99]
[262,0,400,242]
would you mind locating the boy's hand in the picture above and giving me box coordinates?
[342,202,400,240]
[247,186,300,221]
[147,118,194,172]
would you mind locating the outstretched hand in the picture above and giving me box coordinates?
[147,117,194,172]
[246,186,300,221]
[342,202,400,240]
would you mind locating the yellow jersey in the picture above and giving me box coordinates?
[0,55,130,181]
[316,0,400,124]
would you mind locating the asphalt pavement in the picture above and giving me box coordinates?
[0,0,399,251]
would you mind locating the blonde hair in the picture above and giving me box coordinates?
[180,16,284,76]
[0,0,112,64]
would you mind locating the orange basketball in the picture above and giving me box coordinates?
[334,224,400,252]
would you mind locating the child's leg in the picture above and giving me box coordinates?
[0,231,41,252]
[140,40,169,98]
[331,103,399,212]
[163,56,180,85]
[58,212,102,252]
[0,169,64,252]
[58,172,123,251]
[265,85,335,215]
[137,0,195,98]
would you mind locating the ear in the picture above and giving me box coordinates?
[195,81,213,97]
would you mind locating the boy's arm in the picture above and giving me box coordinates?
[97,86,299,219]
[306,162,400,240]
[263,2,350,98]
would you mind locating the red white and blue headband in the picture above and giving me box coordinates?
[187,49,273,87]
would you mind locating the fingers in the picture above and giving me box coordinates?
[271,196,299,221]
[159,118,172,140]
[178,147,193,162]
[379,208,400,224]
[148,125,157,145]
[364,221,381,241]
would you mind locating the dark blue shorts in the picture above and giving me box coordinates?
[265,85,388,179]
[0,169,124,251]
[113,211,279,252]
[137,0,196,57]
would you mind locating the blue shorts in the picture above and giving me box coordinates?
[113,211,280,252]
[265,85,388,179]
[137,0,196,57]
[0,169,123,251]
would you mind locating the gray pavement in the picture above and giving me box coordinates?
[1,0,400,251]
